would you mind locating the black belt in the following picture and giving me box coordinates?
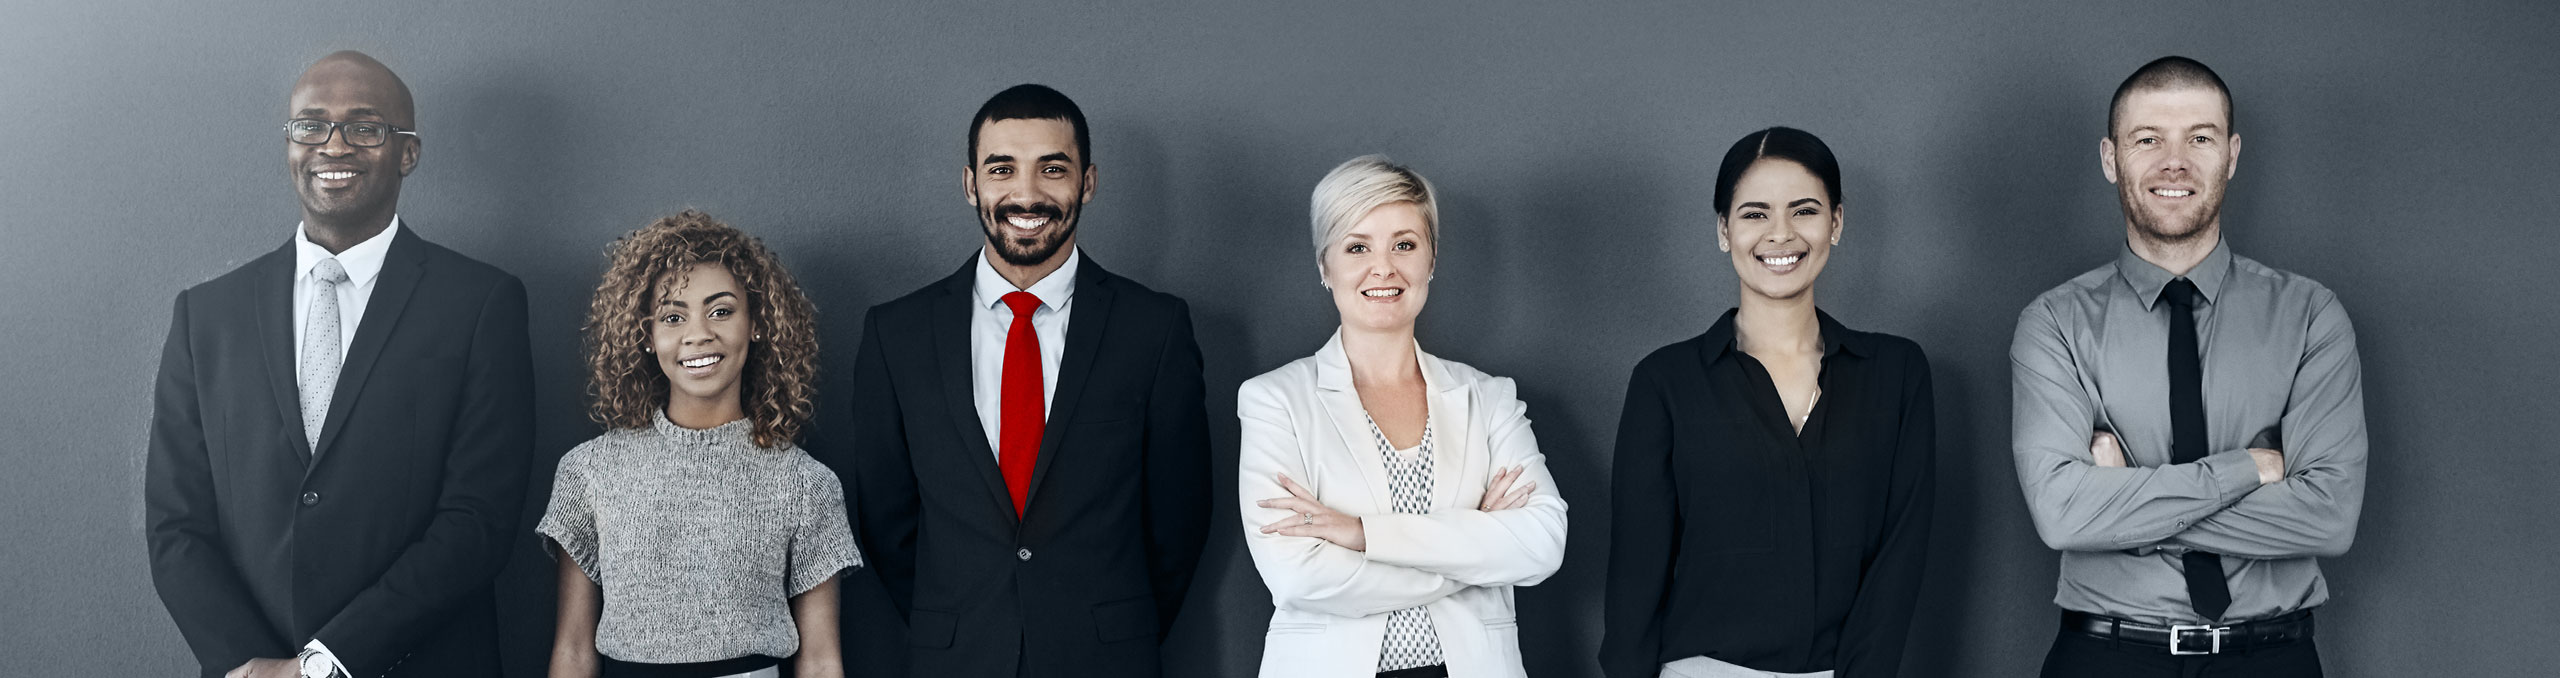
[1378,665,1448,678]
[2063,609,2315,655]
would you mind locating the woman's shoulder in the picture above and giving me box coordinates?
[778,447,846,491]
[1838,324,1931,369]
[1239,353,1323,396]
[556,428,656,469]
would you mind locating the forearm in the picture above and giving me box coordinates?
[547,547,600,678]
[2012,311,2259,550]
[848,312,918,614]
[790,576,844,678]
[1597,367,1676,678]
[147,293,292,668]
[1362,501,1567,587]
[2161,295,2368,559]
[1247,536,1468,617]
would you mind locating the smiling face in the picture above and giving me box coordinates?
[2102,86,2241,245]
[285,54,417,231]
[650,263,751,417]
[1718,159,1841,302]
[966,117,1094,268]
[1321,201,1435,334]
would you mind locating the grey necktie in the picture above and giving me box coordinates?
[300,258,350,453]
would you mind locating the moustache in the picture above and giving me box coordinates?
[993,204,1066,222]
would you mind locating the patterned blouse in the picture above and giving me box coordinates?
[1369,415,1446,671]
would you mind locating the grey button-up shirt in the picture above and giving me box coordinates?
[2011,239,2367,625]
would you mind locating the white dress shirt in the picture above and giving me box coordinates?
[291,216,400,367]
[969,247,1078,458]
[288,216,397,678]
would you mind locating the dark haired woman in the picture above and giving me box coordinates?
[1598,128,1935,678]
[539,210,858,678]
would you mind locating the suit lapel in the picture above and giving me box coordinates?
[1418,348,1472,512]
[1022,258,1113,514]
[312,227,423,465]
[1312,331,1394,513]
[254,243,313,459]
[929,261,1020,523]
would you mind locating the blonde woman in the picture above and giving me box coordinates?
[1239,156,1568,678]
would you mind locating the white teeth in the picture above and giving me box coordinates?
[1006,216,1047,229]
[680,355,722,368]
[1362,288,1402,297]
[1760,255,1801,266]
[315,171,356,181]
[2153,188,2193,197]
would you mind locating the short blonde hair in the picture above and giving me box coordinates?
[1309,154,1438,275]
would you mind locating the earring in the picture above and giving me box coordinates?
[1831,236,1840,246]
[643,347,653,353]
[754,333,763,341]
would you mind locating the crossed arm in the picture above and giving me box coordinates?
[2011,297,2366,558]
[1236,378,1567,619]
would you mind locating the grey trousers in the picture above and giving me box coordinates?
[1659,655,1834,678]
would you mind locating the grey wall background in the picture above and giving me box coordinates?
[5,1,2555,676]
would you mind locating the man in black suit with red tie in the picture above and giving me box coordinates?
[145,51,532,678]
[844,84,1212,678]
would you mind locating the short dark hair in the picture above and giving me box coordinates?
[2108,56,2234,138]
[967,84,1091,167]
[1713,126,1843,216]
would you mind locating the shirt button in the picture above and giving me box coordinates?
[300,491,321,506]
[1017,548,1033,561]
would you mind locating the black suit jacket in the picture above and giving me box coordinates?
[843,255,1211,678]
[145,226,533,678]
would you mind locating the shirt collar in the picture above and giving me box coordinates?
[2115,237,2233,310]
[1702,307,1866,363]
[972,246,1080,312]
[293,215,401,287]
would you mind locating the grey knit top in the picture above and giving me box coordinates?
[537,410,862,664]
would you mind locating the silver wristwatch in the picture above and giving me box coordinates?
[296,647,344,678]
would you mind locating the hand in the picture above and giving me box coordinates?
[1256,473,1366,552]
[2089,431,2127,468]
[227,657,297,678]
[1477,465,1537,511]
[2249,447,2285,484]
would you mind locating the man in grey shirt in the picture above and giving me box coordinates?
[2012,56,2367,677]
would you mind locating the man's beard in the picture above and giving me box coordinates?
[981,200,1079,267]
[2119,180,2223,244]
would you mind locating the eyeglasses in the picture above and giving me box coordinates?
[283,119,418,148]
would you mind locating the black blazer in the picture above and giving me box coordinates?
[843,256,1211,678]
[145,226,533,678]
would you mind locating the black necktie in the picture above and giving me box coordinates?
[2163,279,2233,622]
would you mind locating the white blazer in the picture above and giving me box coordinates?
[1238,331,1569,678]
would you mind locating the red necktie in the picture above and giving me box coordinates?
[998,291,1045,517]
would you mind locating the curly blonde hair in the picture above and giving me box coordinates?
[585,209,820,448]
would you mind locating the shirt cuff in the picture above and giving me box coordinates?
[302,639,348,678]
[2199,448,2264,503]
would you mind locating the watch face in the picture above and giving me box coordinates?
[300,652,332,678]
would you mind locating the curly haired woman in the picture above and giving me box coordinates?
[538,210,859,678]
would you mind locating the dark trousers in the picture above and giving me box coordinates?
[2039,627,2323,677]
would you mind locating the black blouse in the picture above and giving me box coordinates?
[1599,309,1935,678]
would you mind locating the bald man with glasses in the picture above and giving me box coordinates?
[146,51,533,678]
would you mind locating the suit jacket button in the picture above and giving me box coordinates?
[300,491,321,506]
[1017,548,1032,561]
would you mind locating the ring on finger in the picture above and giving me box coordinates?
[1300,512,1314,526]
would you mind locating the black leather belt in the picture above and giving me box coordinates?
[2063,609,2315,655]
[1377,665,1449,678]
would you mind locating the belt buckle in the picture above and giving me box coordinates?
[2168,624,2228,655]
